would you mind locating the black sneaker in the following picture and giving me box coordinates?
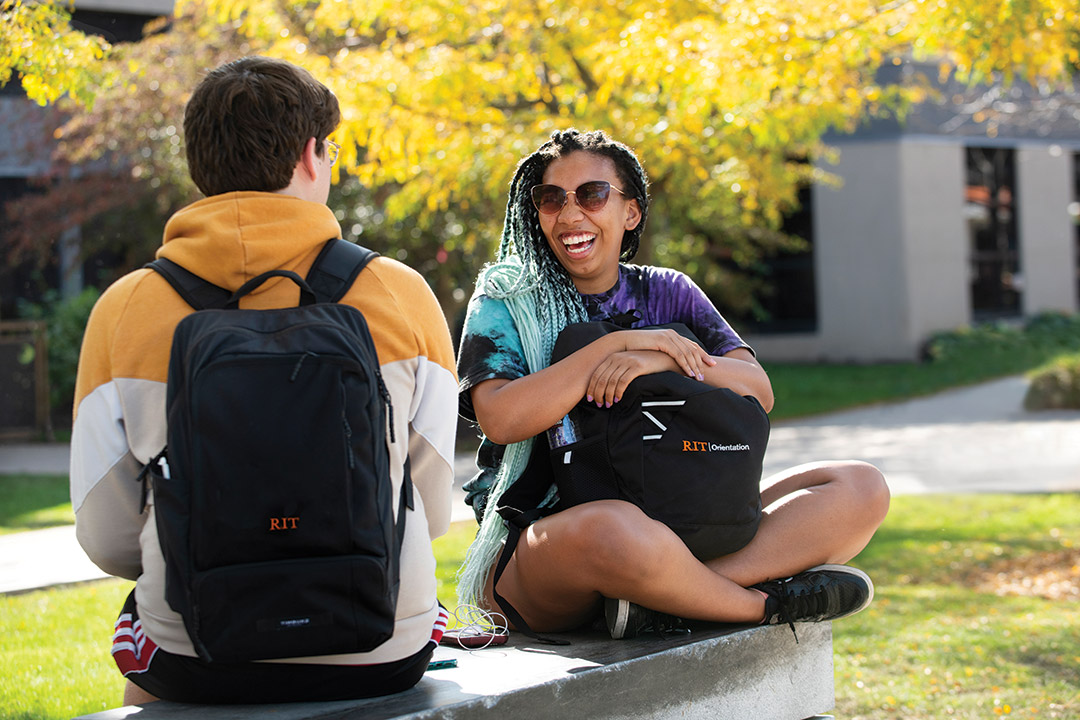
[752,564,874,642]
[604,597,688,640]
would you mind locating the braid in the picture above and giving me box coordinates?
[600,141,651,260]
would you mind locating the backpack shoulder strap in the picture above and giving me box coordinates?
[306,238,379,303]
[145,239,377,309]
[144,258,232,311]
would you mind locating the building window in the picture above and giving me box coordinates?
[0,78,28,98]
[0,176,50,318]
[739,186,819,334]
[966,147,1021,319]
[70,10,162,44]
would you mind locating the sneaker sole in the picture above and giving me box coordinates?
[607,598,631,639]
[806,564,875,620]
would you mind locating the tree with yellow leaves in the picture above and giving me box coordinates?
[4,0,1080,316]
[0,0,112,108]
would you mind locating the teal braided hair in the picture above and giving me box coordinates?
[457,129,652,609]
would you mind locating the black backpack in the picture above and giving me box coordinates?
[140,239,411,663]
[492,321,769,641]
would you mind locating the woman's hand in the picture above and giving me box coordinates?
[587,345,775,413]
[615,329,716,381]
[587,350,676,407]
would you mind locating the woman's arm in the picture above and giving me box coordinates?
[586,347,774,413]
[702,348,774,411]
[471,328,716,444]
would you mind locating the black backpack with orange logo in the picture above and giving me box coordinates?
[140,239,410,663]
[491,322,769,640]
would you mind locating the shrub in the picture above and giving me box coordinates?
[17,287,101,416]
[923,320,1025,364]
[1024,352,1080,410]
[924,312,1080,367]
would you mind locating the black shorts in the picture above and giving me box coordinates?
[112,590,438,704]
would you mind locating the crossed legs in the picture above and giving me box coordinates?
[483,460,890,632]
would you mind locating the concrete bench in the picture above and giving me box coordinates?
[74,622,835,719]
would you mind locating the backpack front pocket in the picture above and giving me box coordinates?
[639,391,766,559]
[191,554,394,663]
[187,356,359,571]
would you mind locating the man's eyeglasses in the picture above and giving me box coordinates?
[531,181,628,215]
[325,139,340,167]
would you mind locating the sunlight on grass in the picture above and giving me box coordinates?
[1,580,133,720]
[0,475,73,535]
[835,494,1080,719]
[1,504,74,535]
[432,520,477,625]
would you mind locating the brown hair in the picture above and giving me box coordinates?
[183,56,340,196]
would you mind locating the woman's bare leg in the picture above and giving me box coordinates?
[707,460,890,586]
[483,460,889,632]
[485,500,768,632]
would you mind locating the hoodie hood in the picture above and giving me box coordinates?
[158,191,342,292]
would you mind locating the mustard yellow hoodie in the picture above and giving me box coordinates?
[71,192,458,665]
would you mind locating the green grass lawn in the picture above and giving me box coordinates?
[833,494,1079,719]
[1,580,134,720]
[0,475,72,535]
[767,360,1053,421]
[2,493,1077,720]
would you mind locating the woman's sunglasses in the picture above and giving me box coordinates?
[531,181,628,215]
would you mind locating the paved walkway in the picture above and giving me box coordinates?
[762,374,1080,495]
[2,374,1078,594]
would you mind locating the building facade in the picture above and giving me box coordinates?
[745,63,1080,362]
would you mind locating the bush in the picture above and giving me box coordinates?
[17,287,101,417]
[923,320,1026,364]
[924,311,1080,368]
[1024,352,1080,410]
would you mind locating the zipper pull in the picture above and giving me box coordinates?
[290,351,318,382]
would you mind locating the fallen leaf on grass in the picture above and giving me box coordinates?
[968,549,1080,601]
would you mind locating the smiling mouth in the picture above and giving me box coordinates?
[560,232,596,257]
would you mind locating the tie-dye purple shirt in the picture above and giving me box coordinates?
[456,263,751,521]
